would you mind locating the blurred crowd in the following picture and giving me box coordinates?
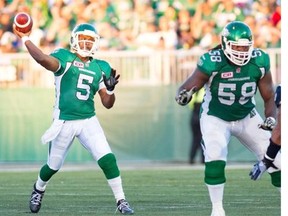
[0,0,281,53]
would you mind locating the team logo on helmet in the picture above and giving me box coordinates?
[222,28,230,37]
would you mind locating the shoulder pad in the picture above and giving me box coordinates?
[249,48,270,73]
[94,59,111,77]
[197,49,227,75]
[251,49,270,66]
[50,48,76,62]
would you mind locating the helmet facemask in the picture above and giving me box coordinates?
[70,24,100,57]
[223,38,253,66]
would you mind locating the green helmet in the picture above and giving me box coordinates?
[70,23,100,57]
[221,21,254,66]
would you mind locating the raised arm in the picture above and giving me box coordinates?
[13,25,60,73]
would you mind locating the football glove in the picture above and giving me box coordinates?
[249,156,276,180]
[103,68,120,91]
[175,88,195,106]
[258,117,276,131]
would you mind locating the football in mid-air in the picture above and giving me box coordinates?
[14,12,33,33]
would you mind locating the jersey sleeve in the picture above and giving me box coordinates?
[196,50,224,76]
[95,59,112,78]
[94,59,112,90]
[197,53,212,76]
[252,49,271,74]
[50,48,76,75]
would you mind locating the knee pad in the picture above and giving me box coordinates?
[270,171,281,188]
[205,160,226,185]
[98,153,120,179]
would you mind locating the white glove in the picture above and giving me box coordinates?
[249,160,269,180]
[258,117,276,131]
[175,88,195,106]
[249,156,277,180]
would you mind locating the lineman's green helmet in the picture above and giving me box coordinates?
[221,21,253,66]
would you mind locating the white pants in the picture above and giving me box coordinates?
[200,109,281,172]
[42,116,112,170]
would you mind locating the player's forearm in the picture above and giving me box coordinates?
[24,40,47,63]
[24,40,59,72]
[101,94,115,109]
[177,69,207,95]
[264,98,277,119]
[271,108,281,145]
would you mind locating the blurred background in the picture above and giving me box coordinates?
[0,0,281,164]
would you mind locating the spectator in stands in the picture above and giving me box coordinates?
[270,3,281,26]
[135,22,159,51]
[131,2,156,37]
[157,16,178,50]
[213,0,245,33]
[198,21,218,50]
[0,31,18,53]
[176,30,196,50]
[0,9,13,38]
[267,23,281,48]
[177,8,191,33]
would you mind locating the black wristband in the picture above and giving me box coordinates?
[266,138,281,160]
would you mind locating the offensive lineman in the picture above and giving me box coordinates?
[13,23,134,214]
[175,21,281,216]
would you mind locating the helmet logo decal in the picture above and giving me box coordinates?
[222,28,230,37]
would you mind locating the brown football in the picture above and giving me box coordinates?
[14,12,33,33]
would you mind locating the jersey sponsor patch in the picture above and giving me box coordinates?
[73,61,84,68]
[221,72,233,78]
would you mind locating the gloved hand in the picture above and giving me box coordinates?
[175,88,195,106]
[258,117,276,131]
[249,157,275,180]
[103,68,120,91]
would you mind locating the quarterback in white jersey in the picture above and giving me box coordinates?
[13,23,134,214]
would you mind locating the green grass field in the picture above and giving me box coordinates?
[0,167,280,216]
